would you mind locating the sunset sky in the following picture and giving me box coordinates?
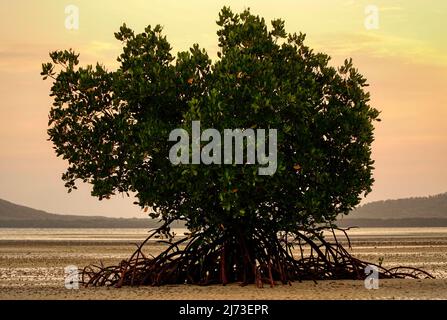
[0,0,446,218]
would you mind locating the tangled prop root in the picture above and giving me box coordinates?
[81,225,433,287]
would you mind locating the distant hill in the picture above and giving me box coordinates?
[2,193,447,228]
[0,198,185,228]
[349,193,447,219]
[338,192,447,227]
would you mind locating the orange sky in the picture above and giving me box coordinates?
[0,1,446,217]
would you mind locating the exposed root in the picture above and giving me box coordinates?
[81,225,434,287]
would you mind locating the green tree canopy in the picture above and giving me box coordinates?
[42,7,381,286]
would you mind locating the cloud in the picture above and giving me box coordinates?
[380,6,403,12]
[0,41,121,73]
[309,31,447,67]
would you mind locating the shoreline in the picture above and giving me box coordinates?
[1,227,446,299]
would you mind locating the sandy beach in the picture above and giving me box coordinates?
[1,228,447,300]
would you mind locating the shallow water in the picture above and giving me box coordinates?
[0,228,190,241]
[0,227,446,241]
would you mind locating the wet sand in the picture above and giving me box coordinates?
[1,228,447,300]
